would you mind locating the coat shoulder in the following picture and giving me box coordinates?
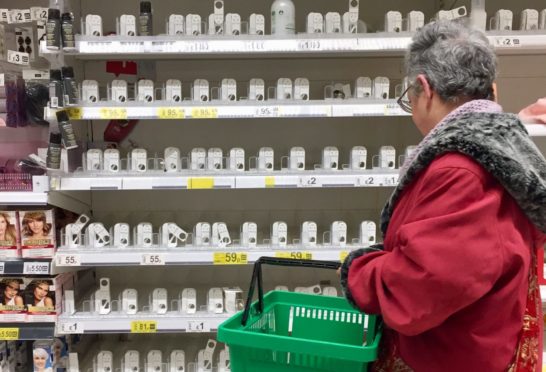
[426,152,491,183]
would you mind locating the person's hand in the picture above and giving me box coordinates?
[337,268,341,277]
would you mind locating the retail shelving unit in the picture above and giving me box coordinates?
[1,0,546,370]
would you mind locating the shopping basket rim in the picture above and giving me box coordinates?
[217,291,382,363]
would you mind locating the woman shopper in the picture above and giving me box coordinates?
[341,20,546,372]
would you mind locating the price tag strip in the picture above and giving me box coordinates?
[187,320,211,332]
[190,107,219,119]
[56,254,82,266]
[0,328,19,340]
[141,254,165,266]
[275,251,313,260]
[99,107,128,120]
[66,107,83,120]
[7,50,30,65]
[23,261,50,275]
[58,322,84,335]
[130,320,158,333]
[157,107,185,119]
[213,252,248,265]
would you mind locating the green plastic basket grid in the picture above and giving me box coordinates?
[218,290,382,372]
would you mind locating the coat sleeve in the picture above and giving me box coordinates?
[342,166,504,336]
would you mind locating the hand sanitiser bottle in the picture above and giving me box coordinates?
[271,0,296,35]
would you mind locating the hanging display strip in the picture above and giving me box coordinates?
[56,313,229,335]
[37,33,546,57]
[37,33,546,56]
[51,172,399,191]
[54,246,356,267]
[46,101,408,120]
[70,35,393,55]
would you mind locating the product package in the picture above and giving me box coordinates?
[33,340,55,372]
[0,278,26,322]
[19,210,56,258]
[52,337,69,370]
[25,279,56,322]
[0,211,20,259]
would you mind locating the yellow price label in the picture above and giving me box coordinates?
[213,252,248,265]
[66,107,83,120]
[275,251,313,260]
[99,107,128,119]
[188,178,214,189]
[265,176,275,188]
[191,107,218,119]
[340,251,349,262]
[158,107,185,119]
[0,328,19,340]
[130,321,158,334]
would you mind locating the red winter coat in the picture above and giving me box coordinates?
[347,152,546,372]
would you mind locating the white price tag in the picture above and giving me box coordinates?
[299,175,323,188]
[58,322,84,334]
[141,254,165,266]
[0,9,8,23]
[7,50,30,65]
[0,262,4,275]
[56,254,81,266]
[382,175,398,187]
[297,39,322,51]
[8,9,31,24]
[358,176,377,187]
[187,320,210,332]
[23,262,50,275]
[30,7,48,21]
[255,106,279,118]
[494,37,522,48]
[186,41,209,53]
[245,40,265,51]
[0,74,4,87]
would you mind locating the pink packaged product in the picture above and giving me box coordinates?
[0,211,20,259]
[24,278,56,322]
[0,278,26,322]
[19,210,56,258]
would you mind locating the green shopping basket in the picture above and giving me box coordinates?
[218,257,382,372]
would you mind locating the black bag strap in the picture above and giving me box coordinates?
[241,257,341,326]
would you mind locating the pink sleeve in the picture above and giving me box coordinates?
[345,167,504,336]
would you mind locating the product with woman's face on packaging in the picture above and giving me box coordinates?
[0,278,26,321]
[33,341,54,372]
[0,211,20,259]
[20,210,55,258]
[25,279,56,321]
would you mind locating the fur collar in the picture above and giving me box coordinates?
[380,112,546,235]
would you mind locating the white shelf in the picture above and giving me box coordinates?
[39,32,546,59]
[55,246,353,267]
[526,124,546,137]
[46,100,408,120]
[50,171,399,191]
[57,312,229,335]
[0,191,48,205]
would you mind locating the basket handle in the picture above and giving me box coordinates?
[241,257,341,326]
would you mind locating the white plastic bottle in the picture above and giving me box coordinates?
[470,0,487,31]
[271,0,296,35]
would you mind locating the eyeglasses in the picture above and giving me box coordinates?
[397,85,413,114]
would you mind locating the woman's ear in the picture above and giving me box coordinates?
[492,82,498,102]
[416,74,432,100]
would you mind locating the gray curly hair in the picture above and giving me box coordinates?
[406,20,497,103]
